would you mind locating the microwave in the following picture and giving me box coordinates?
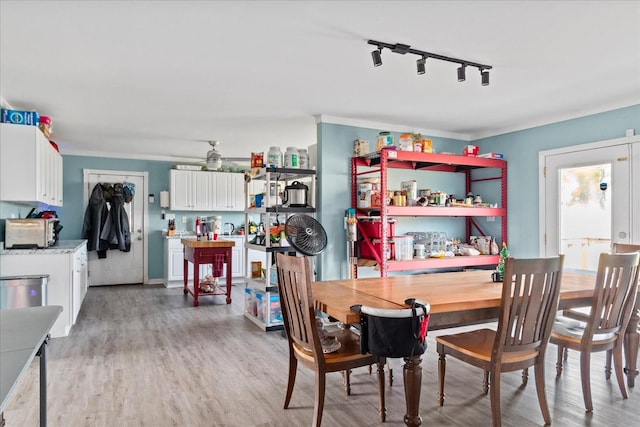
[5,218,58,249]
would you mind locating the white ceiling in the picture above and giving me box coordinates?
[1,1,639,163]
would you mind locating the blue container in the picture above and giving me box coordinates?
[1,109,39,126]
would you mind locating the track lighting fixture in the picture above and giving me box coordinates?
[416,56,426,75]
[481,69,490,86]
[371,47,382,67]
[368,39,492,86]
[457,65,466,82]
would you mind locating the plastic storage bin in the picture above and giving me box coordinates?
[359,219,396,239]
[393,236,414,261]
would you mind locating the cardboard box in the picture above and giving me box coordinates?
[462,145,479,156]
[1,109,39,126]
[477,152,504,159]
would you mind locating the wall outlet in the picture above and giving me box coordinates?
[487,216,495,222]
[165,213,176,220]
[182,216,188,224]
[626,129,635,137]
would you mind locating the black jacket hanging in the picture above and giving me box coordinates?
[81,183,110,258]
[100,183,131,252]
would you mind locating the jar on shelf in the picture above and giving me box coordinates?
[284,147,299,168]
[267,146,283,168]
[298,148,309,169]
[399,133,413,151]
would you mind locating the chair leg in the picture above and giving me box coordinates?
[534,361,551,425]
[613,344,629,399]
[605,349,613,380]
[312,372,326,427]
[580,350,593,412]
[483,370,489,395]
[556,345,565,377]
[489,369,502,427]
[521,368,529,386]
[376,361,387,422]
[284,356,298,409]
[438,353,446,406]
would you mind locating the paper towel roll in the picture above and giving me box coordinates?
[160,191,170,208]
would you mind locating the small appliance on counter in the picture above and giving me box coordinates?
[5,218,60,249]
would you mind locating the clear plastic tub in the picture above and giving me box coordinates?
[393,236,414,261]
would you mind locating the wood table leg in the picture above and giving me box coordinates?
[193,260,200,307]
[403,355,422,427]
[183,254,189,295]
[624,306,640,387]
[225,248,232,304]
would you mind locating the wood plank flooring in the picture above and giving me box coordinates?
[3,283,639,426]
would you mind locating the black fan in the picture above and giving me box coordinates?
[285,214,328,256]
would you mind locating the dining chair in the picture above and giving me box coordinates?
[436,256,564,427]
[275,253,386,427]
[551,251,640,412]
[562,243,640,379]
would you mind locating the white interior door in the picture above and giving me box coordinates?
[84,170,147,286]
[541,142,632,271]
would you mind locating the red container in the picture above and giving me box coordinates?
[359,240,394,260]
[359,219,396,239]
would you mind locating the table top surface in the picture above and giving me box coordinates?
[181,238,235,248]
[312,270,596,324]
[1,305,62,413]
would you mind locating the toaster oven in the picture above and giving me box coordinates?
[5,218,58,249]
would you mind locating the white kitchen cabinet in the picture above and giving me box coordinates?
[211,172,245,211]
[169,170,211,211]
[0,123,63,206]
[0,240,88,338]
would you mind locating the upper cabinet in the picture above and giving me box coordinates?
[170,169,211,211]
[169,169,244,211]
[0,123,63,206]
[211,172,245,211]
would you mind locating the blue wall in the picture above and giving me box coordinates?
[475,104,639,258]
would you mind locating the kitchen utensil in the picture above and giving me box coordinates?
[223,222,234,235]
[282,181,309,207]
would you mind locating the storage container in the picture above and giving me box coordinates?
[298,148,308,169]
[393,235,414,261]
[359,219,396,239]
[359,240,393,260]
[284,146,299,168]
[267,146,283,168]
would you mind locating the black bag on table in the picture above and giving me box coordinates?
[352,298,430,359]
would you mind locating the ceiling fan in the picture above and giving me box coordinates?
[205,140,222,171]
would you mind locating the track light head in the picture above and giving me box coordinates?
[416,57,426,75]
[457,64,466,82]
[371,48,382,67]
[481,70,490,86]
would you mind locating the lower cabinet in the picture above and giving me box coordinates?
[0,241,88,338]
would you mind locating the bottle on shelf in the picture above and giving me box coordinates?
[494,242,509,281]
[267,146,283,168]
[195,217,202,240]
[298,148,309,169]
[284,147,299,168]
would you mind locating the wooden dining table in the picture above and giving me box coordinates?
[312,270,639,427]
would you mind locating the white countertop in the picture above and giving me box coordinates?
[0,239,87,255]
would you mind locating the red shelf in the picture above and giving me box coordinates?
[352,149,507,278]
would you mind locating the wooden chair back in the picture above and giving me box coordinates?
[495,256,564,361]
[613,243,640,254]
[275,253,323,362]
[583,252,640,342]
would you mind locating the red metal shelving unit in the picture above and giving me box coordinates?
[352,149,508,277]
